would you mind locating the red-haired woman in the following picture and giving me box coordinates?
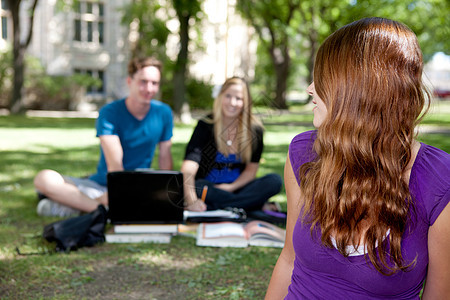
[266,17,450,299]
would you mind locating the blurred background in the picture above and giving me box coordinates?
[0,0,449,120]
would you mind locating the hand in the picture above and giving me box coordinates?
[214,183,234,192]
[185,200,207,212]
[96,193,108,206]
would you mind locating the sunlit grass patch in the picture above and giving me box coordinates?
[0,104,448,299]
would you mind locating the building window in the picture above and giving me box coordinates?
[0,0,9,40]
[73,1,104,44]
[74,69,105,94]
[1,16,7,39]
[1,0,8,10]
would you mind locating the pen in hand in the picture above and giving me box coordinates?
[201,185,208,202]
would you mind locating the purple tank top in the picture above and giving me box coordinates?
[286,130,450,299]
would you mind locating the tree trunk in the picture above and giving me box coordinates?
[172,12,191,122]
[8,0,26,114]
[306,29,319,89]
[270,46,290,109]
[274,63,289,109]
[8,0,39,114]
[10,46,26,114]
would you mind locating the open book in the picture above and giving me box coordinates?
[196,220,286,248]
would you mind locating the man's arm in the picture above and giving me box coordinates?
[99,135,124,172]
[158,140,173,170]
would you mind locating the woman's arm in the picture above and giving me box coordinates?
[214,162,259,192]
[265,156,302,299]
[181,159,206,211]
[422,201,450,299]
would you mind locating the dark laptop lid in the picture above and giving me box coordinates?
[107,170,184,224]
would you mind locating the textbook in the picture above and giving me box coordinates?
[105,232,172,244]
[196,220,286,248]
[112,224,178,234]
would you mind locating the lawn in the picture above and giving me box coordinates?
[0,100,449,299]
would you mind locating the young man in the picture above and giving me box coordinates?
[34,57,174,217]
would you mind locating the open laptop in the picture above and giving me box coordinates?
[107,170,185,225]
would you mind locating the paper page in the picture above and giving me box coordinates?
[203,222,246,239]
[245,221,285,242]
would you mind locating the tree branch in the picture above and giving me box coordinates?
[24,0,39,48]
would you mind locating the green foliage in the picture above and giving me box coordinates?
[236,0,350,107]
[185,77,214,109]
[238,0,449,108]
[250,44,275,103]
[342,0,450,60]
[0,47,13,108]
[55,0,80,12]
[172,0,202,21]
[121,0,171,60]
[27,73,101,110]
[162,77,214,109]
[0,48,100,110]
[121,0,211,114]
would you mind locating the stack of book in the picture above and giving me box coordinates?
[105,224,178,244]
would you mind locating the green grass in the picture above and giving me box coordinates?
[0,114,298,299]
[0,101,449,299]
[422,100,450,125]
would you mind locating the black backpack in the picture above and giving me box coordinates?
[43,205,108,252]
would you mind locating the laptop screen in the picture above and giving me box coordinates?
[107,170,185,224]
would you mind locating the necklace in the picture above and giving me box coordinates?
[226,126,237,147]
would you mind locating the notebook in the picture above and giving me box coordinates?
[107,170,185,225]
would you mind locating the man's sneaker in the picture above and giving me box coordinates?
[37,192,47,201]
[37,198,80,217]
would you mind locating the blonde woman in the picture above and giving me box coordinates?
[266,18,450,299]
[182,77,282,212]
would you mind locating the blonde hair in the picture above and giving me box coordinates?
[211,77,262,162]
[300,18,430,274]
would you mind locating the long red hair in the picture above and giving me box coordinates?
[300,17,429,274]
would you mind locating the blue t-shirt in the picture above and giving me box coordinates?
[89,98,173,186]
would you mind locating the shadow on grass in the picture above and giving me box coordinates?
[0,236,280,299]
[0,115,95,129]
[1,112,448,299]
[0,145,100,231]
[0,140,193,229]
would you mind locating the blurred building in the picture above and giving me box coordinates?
[424,52,450,99]
[0,0,255,110]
